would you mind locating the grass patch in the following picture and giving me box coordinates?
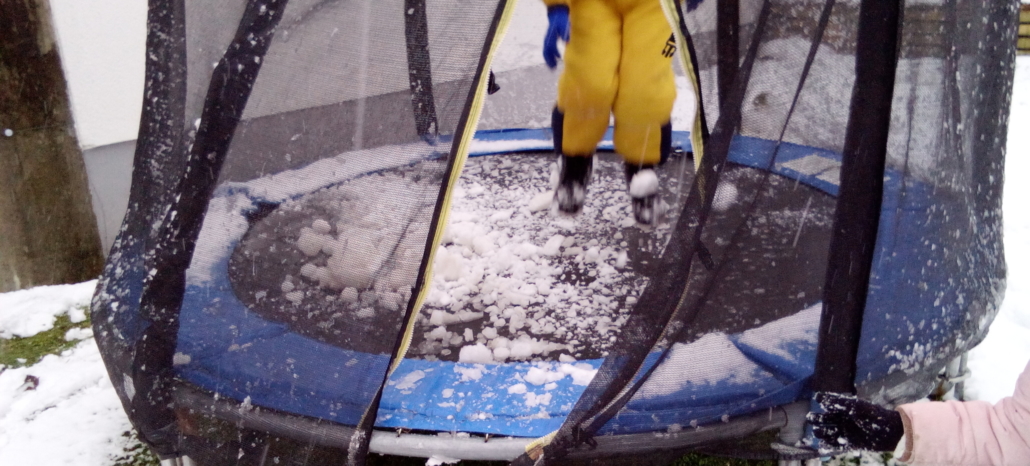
[671,454,775,465]
[365,451,778,465]
[0,309,91,368]
[823,451,895,465]
[111,431,161,466]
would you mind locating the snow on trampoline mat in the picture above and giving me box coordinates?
[228,151,694,363]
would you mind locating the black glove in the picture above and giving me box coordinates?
[807,392,904,452]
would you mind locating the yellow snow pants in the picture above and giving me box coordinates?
[555,0,676,166]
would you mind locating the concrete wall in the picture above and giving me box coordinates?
[81,141,134,254]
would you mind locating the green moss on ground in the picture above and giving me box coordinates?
[671,453,775,465]
[823,451,895,465]
[111,431,161,466]
[0,309,91,368]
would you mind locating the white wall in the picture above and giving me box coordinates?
[48,0,146,253]
[49,0,147,149]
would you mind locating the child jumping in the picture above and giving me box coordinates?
[542,0,677,225]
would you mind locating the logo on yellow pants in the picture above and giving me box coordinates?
[662,33,676,58]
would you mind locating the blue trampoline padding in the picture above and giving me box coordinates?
[855,170,984,386]
[608,379,807,434]
[606,319,819,435]
[725,135,842,196]
[728,303,822,382]
[175,236,822,436]
[178,282,391,425]
[470,128,843,195]
[469,128,691,157]
[731,337,818,383]
[170,128,845,436]
[375,358,602,436]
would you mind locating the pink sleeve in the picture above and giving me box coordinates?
[897,359,1030,466]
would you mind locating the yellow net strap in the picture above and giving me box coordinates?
[661,0,706,171]
[389,0,519,375]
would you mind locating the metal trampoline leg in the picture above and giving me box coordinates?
[933,352,971,401]
[160,457,196,466]
[778,459,821,466]
[952,352,970,401]
[776,401,810,446]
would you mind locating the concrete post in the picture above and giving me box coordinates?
[0,0,104,292]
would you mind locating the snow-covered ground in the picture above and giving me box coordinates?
[965,56,1030,405]
[0,281,136,464]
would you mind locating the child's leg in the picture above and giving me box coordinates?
[612,0,675,224]
[612,0,676,167]
[556,0,622,158]
[553,0,623,214]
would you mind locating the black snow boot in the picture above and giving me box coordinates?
[625,163,659,225]
[554,154,593,215]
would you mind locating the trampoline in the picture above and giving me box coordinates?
[89,0,1017,464]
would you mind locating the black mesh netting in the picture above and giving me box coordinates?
[90,0,1016,464]
[92,0,508,462]
[518,0,1015,463]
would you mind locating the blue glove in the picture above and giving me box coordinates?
[543,5,570,69]
[686,0,704,11]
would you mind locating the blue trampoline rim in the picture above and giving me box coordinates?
[174,126,840,444]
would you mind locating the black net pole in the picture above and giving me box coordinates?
[716,0,739,113]
[810,0,902,395]
[127,0,288,456]
[92,0,187,456]
[405,0,439,139]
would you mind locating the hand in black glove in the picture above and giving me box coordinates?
[807,392,905,452]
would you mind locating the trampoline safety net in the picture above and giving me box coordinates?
[90,0,1019,464]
